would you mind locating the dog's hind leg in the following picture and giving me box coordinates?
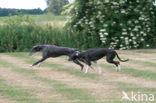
[117,64,121,71]
[85,65,89,73]
[106,54,120,72]
[107,59,120,72]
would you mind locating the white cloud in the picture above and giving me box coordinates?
[0,0,47,10]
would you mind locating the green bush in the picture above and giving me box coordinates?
[0,15,94,52]
[65,0,156,49]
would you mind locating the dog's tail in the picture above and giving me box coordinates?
[116,52,129,62]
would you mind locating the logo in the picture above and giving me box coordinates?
[121,91,155,102]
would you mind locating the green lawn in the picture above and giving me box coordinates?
[0,50,155,103]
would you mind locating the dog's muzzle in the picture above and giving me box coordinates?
[28,52,34,56]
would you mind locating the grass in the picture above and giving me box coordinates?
[0,77,39,103]
[101,63,156,81]
[112,81,156,93]
[0,57,67,103]
[31,14,67,22]
[135,49,156,54]
[0,57,36,75]
[110,82,156,103]
[1,53,102,103]
[122,67,156,81]
[2,52,156,103]
[39,78,98,103]
[131,60,156,68]
[0,14,66,23]
[0,14,67,28]
[0,14,66,28]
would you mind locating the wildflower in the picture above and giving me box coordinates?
[133,28,139,31]
[134,20,139,24]
[143,33,147,36]
[133,41,137,44]
[130,33,134,36]
[132,37,136,40]
[100,29,106,32]
[103,24,108,27]
[146,44,150,47]
[104,32,108,36]
[102,41,106,43]
[73,25,77,27]
[120,36,124,39]
[122,29,127,31]
[128,28,132,30]
[122,32,127,35]
[128,20,132,24]
[141,38,144,41]
[121,10,126,13]
[129,39,132,42]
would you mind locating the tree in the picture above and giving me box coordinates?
[46,0,69,15]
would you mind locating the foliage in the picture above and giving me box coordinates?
[0,15,94,52]
[65,0,156,49]
[46,0,69,15]
[0,8,45,17]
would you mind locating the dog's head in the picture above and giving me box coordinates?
[28,45,42,56]
[68,51,81,61]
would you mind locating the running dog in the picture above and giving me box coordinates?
[68,48,129,74]
[28,45,84,70]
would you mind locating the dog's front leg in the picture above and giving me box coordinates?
[94,61,102,74]
[37,63,41,67]
[85,65,94,73]
[73,59,84,71]
[30,57,47,67]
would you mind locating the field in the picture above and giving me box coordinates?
[0,49,156,103]
[0,14,67,27]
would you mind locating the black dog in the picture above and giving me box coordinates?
[28,45,84,69]
[68,48,129,74]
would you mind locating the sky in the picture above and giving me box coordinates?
[0,0,75,10]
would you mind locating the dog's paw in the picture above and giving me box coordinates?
[98,72,102,75]
[29,65,33,68]
[37,63,41,67]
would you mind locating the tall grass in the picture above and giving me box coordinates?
[0,15,100,52]
[0,14,66,23]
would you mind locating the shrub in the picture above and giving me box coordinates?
[64,0,156,49]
